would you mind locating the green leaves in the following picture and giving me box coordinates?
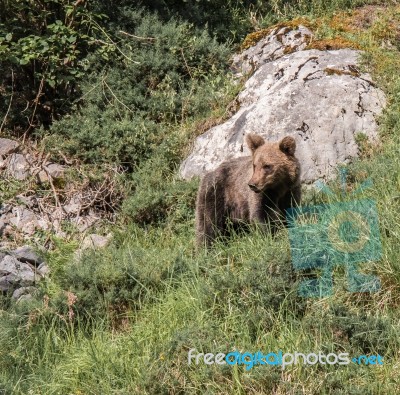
[0,0,109,132]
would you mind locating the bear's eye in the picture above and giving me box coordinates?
[263,164,272,171]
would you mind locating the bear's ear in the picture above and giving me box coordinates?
[279,136,296,156]
[246,133,265,153]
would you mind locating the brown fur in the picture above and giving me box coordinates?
[195,133,301,247]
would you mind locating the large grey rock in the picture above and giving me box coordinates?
[7,153,30,180]
[0,138,19,156]
[0,255,36,286]
[180,48,385,183]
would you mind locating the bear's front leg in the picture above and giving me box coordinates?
[249,206,270,234]
[249,196,282,235]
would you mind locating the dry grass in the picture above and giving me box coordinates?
[240,17,315,51]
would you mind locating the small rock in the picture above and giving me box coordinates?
[12,286,37,300]
[37,218,50,231]
[0,206,14,236]
[37,262,50,277]
[16,194,36,209]
[8,207,39,236]
[0,241,13,250]
[81,233,112,250]
[7,153,30,180]
[0,220,6,236]
[75,233,112,262]
[0,255,36,286]
[0,275,15,292]
[37,163,65,182]
[0,203,12,215]
[12,245,44,265]
[73,211,100,232]
[63,195,83,214]
[17,293,33,303]
[48,218,65,238]
[46,163,65,179]
[0,138,19,156]
[0,155,7,169]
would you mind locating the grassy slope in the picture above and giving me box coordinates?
[1,2,400,394]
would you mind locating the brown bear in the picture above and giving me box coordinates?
[195,133,301,247]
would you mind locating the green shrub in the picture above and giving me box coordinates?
[40,9,231,169]
[95,0,259,41]
[48,235,192,323]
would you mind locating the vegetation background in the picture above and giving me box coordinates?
[0,0,399,393]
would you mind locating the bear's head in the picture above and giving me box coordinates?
[246,133,298,193]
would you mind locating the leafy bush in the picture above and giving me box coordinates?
[0,0,110,133]
[40,9,231,169]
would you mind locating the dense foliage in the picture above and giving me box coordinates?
[0,0,372,136]
[0,0,112,132]
[40,9,231,167]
